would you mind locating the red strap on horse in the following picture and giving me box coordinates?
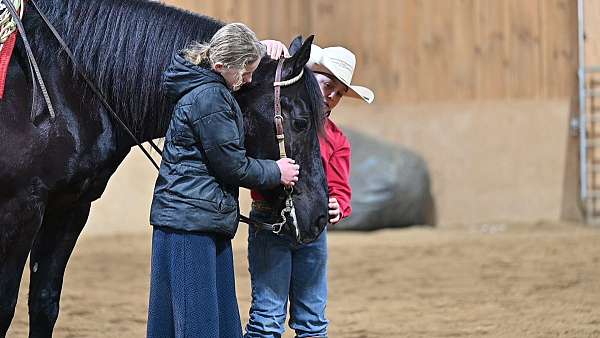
[0,0,25,99]
[0,31,17,99]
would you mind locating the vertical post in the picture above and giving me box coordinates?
[578,0,588,207]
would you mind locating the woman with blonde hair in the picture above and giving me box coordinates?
[147,23,297,338]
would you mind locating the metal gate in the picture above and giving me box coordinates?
[578,0,600,223]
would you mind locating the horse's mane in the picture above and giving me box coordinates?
[30,0,223,138]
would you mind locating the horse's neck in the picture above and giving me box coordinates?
[35,0,222,144]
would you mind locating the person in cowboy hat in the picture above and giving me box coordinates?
[245,44,374,338]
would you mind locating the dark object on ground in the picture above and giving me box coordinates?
[333,128,435,230]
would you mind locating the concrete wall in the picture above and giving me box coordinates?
[333,100,582,225]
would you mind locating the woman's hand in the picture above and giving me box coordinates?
[328,197,341,224]
[277,158,299,187]
[261,40,291,59]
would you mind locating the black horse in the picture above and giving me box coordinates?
[0,0,328,336]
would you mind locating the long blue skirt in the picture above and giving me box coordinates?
[147,226,242,338]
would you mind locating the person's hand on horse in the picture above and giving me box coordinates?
[261,40,291,59]
[328,197,341,224]
[277,158,299,187]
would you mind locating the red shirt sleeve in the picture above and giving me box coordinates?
[320,120,352,219]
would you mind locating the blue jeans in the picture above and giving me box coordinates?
[244,210,329,338]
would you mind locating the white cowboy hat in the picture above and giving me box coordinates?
[306,44,374,104]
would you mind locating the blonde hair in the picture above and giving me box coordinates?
[183,23,265,88]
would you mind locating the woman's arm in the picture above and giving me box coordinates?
[190,90,298,188]
[188,90,279,188]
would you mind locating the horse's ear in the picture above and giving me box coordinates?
[289,35,314,72]
[289,35,304,55]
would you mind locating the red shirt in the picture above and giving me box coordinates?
[250,118,352,220]
[319,118,352,219]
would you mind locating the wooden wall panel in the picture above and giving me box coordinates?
[541,0,577,98]
[417,0,452,101]
[452,0,477,100]
[396,0,420,101]
[163,0,579,103]
[474,0,508,99]
[507,0,543,98]
[585,0,600,67]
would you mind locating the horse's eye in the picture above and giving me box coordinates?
[292,118,309,131]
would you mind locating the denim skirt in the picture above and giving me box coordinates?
[147,226,242,338]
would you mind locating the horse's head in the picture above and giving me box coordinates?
[235,35,329,244]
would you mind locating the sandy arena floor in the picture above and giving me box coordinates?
[7,221,600,337]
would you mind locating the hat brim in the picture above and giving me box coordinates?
[308,63,374,104]
[347,85,374,104]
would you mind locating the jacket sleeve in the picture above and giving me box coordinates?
[327,134,352,219]
[189,89,281,189]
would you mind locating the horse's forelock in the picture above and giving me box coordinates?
[302,67,326,136]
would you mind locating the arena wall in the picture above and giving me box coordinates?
[85,1,584,233]
[165,0,578,102]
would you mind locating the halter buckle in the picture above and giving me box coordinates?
[272,213,286,234]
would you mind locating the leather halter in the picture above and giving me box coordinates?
[272,57,304,159]
[239,58,305,242]
[274,58,288,159]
